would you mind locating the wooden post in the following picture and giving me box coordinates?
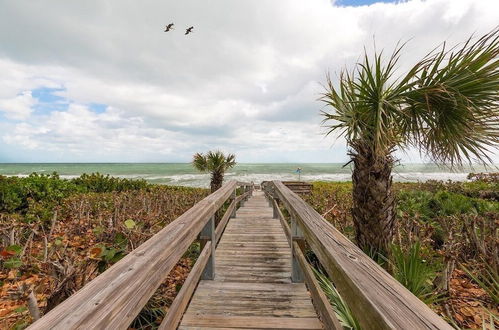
[272,199,279,219]
[291,215,305,283]
[200,216,215,280]
[267,189,273,207]
[231,189,237,218]
[240,187,246,207]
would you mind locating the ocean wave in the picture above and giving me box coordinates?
[1,170,477,188]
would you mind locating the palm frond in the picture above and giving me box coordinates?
[321,28,499,166]
[402,28,499,166]
[312,267,360,330]
[192,153,208,172]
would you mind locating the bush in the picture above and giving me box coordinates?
[391,242,438,303]
[0,173,83,216]
[71,173,148,193]
[0,172,149,216]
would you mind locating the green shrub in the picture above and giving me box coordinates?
[391,242,438,303]
[71,172,148,192]
[0,172,149,217]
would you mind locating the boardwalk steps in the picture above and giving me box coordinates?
[179,191,322,329]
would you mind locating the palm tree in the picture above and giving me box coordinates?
[192,150,236,192]
[321,30,499,257]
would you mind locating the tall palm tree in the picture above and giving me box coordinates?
[321,30,499,257]
[192,150,236,192]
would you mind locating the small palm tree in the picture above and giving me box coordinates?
[321,30,499,257]
[192,150,236,192]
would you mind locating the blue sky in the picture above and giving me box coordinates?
[0,0,497,163]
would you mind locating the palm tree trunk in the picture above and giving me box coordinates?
[210,171,224,193]
[351,141,395,258]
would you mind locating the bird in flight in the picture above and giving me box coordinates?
[164,23,174,32]
[185,26,194,35]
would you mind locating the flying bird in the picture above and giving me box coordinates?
[185,26,194,35]
[164,23,174,32]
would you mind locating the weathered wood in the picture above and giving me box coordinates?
[235,191,251,204]
[180,191,323,329]
[28,181,238,330]
[292,241,343,330]
[215,200,235,244]
[269,180,452,330]
[291,215,305,283]
[180,315,323,329]
[231,188,237,218]
[159,242,212,330]
[272,198,291,244]
[161,185,251,329]
[282,181,313,195]
[201,216,216,280]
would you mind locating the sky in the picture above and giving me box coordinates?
[0,0,498,163]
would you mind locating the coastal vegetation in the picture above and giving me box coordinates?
[0,171,497,328]
[321,29,499,258]
[305,173,499,329]
[0,173,208,329]
[192,151,236,192]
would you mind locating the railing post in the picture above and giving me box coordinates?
[272,198,279,219]
[231,188,237,218]
[200,216,216,280]
[240,186,246,207]
[291,215,305,283]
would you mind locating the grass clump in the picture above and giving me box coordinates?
[313,268,360,330]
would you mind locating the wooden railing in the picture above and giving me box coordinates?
[28,180,253,330]
[262,181,452,330]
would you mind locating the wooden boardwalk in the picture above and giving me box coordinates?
[179,191,323,329]
[30,181,451,330]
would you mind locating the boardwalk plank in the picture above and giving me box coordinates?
[180,191,322,329]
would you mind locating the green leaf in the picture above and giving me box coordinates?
[54,238,63,246]
[104,248,116,261]
[110,251,125,263]
[93,226,104,235]
[124,219,135,229]
[114,233,128,248]
[6,245,22,255]
[4,258,23,269]
[14,306,27,313]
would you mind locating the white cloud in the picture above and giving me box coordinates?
[0,0,497,162]
[0,91,36,120]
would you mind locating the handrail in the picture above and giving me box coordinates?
[263,181,452,330]
[29,180,251,330]
[160,187,253,329]
[159,241,212,329]
[271,198,342,329]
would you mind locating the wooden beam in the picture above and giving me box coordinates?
[272,198,291,244]
[159,242,212,330]
[215,200,235,245]
[271,181,452,330]
[293,241,343,330]
[27,181,238,330]
[180,315,323,329]
[200,216,215,280]
[291,215,305,283]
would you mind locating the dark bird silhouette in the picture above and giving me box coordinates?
[185,26,194,35]
[164,23,174,32]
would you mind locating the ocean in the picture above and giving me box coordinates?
[0,163,496,188]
